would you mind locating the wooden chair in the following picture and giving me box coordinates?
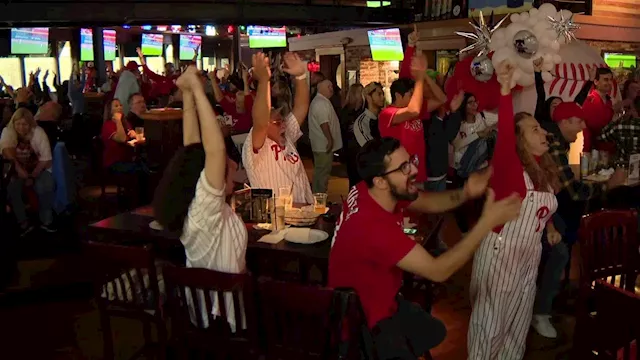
[83,242,167,360]
[256,277,347,360]
[573,280,640,359]
[92,136,137,208]
[162,266,260,360]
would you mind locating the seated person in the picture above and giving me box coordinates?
[0,108,56,235]
[598,99,640,169]
[153,66,247,331]
[452,93,498,178]
[100,99,144,175]
[242,52,313,204]
[125,92,147,129]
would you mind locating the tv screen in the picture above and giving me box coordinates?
[604,53,637,69]
[103,29,117,61]
[80,28,94,61]
[247,26,287,49]
[367,28,404,61]
[179,34,201,60]
[11,28,49,55]
[141,33,163,56]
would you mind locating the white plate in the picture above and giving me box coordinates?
[253,223,290,231]
[284,228,329,244]
[149,220,163,231]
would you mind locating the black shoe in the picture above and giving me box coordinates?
[40,223,58,233]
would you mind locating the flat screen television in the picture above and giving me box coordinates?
[604,53,637,69]
[247,26,287,49]
[103,29,117,61]
[141,33,163,56]
[179,34,201,60]
[11,28,49,55]
[80,28,94,61]
[367,28,404,62]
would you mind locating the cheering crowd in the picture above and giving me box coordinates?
[1,24,638,360]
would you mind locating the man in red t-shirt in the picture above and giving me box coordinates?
[378,26,447,186]
[582,67,620,153]
[328,137,522,359]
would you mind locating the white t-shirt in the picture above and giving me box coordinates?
[308,94,343,153]
[181,171,248,332]
[452,112,498,168]
[0,126,53,172]
[354,108,378,147]
[242,113,313,204]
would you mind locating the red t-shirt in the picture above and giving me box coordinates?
[328,182,416,328]
[219,93,254,133]
[101,120,133,168]
[582,89,615,153]
[378,106,428,182]
[143,65,178,98]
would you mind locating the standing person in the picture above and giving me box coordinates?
[339,83,365,188]
[380,25,446,187]
[532,102,628,338]
[467,61,561,359]
[242,52,313,204]
[582,67,619,153]
[153,66,246,330]
[329,136,522,360]
[308,79,343,193]
[114,61,141,116]
[350,82,385,187]
[425,91,464,192]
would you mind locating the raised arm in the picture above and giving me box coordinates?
[179,66,226,190]
[574,65,595,106]
[207,70,225,103]
[444,91,465,141]
[181,77,200,147]
[250,52,272,151]
[389,53,427,126]
[490,61,526,202]
[282,52,309,124]
[533,58,546,121]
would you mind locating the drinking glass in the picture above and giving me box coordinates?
[313,193,328,214]
[268,198,286,232]
[278,187,293,211]
[135,127,145,141]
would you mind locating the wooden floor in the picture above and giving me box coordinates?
[0,160,580,359]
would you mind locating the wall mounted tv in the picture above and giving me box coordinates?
[179,34,201,60]
[367,28,404,61]
[141,33,163,56]
[247,26,287,49]
[103,29,117,61]
[80,28,94,61]
[11,28,49,55]
[604,53,637,69]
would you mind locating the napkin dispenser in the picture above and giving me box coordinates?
[231,188,273,223]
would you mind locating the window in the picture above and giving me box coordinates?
[0,58,23,89]
[58,41,73,85]
[25,56,57,91]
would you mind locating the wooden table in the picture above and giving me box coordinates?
[85,205,444,286]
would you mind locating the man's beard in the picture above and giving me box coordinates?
[389,177,419,202]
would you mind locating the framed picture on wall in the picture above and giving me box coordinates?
[347,70,357,87]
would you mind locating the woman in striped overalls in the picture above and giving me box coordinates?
[467,61,562,359]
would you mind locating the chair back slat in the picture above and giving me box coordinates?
[257,277,343,360]
[163,266,259,357]
[83,242,161,312]
[591,280,640,360]
[579,210,639,291]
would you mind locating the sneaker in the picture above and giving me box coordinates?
[19,223,34,237]
[531,314,557,338]
[40,223,58,233]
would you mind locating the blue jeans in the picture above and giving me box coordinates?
[457,136,494,178]
[534,232,574,315]
[7,171,55,224]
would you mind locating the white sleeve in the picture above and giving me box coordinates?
[483,111,499,127]
[184,171,225,234]
[32,127,52,162]
[0,127,17,154]
[242,128,270,184]
[284,112,302,143]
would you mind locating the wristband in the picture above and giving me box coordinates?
[296,74,308,81]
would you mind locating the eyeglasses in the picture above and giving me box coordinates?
[380,154,419,177]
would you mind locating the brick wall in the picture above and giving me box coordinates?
[295,49,316,61]
[359,60,400,88]
[345,45,372,71]
[585,41,640,55]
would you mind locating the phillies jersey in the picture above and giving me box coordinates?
[242,113,313,204]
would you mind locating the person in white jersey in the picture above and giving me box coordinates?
[153,66,247,331]
[467,61,561,359]
[242,52,313,204]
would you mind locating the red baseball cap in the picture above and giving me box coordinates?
[125,61,140,71]
[552,102,585,122]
